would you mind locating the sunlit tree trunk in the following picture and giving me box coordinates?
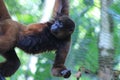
[98,0,115,80]
[40,0,55,22]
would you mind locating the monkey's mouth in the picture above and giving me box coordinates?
[50,28,59,34]
[51,30,58,34]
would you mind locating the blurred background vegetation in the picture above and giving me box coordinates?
[1,0,120,80]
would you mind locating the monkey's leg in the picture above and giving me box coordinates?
[0,49,20,77]
[52,41,71,78]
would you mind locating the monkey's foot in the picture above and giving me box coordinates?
[61,69,71,78]
[52,68,71,78]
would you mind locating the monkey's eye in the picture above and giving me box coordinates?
[54,20,63,28]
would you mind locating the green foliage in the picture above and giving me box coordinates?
[5,0,44,24]
[0,56,5,63]
[34,52,54,80]
[109,0,120,71]
[110,0,120,14]
[83,0,94,6]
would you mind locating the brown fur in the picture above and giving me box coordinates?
[53,0,69,18]
[0,0,11,21]
[0,19,19,53]
[0,0,75,78]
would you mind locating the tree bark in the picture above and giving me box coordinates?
[98,0,114,80]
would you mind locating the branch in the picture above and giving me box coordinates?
[75,67,97,80]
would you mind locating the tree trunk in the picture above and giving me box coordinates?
[40,0,55,22]
[98,0,114,80]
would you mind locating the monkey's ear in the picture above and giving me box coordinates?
[68,27,75,34]
[47,20,54,26]
[68,30,74,34]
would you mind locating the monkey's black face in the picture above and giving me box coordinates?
[51,20,64,38]
[51,20,63,33]
[50,16,75,39]
[51,20,73,39]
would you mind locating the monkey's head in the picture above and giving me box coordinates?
[50,16,75,39]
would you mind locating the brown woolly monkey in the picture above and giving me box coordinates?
[17,15,75,78]
[0,0,75,78]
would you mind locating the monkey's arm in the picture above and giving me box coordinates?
[52,0,69,18]
[0,0,11,21]
[0,49,20,77]
[52,40,71,78]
